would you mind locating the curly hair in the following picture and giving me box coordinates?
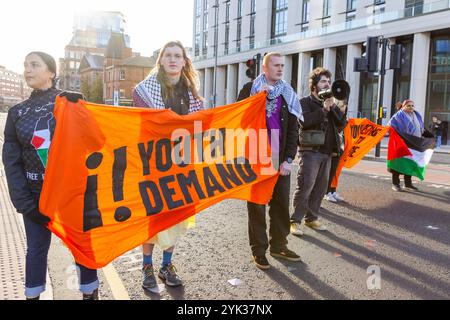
[309,67,332,92]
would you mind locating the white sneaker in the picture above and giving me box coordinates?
[290,222,304,236]
[324,192,338,203]
[332,192,345,202]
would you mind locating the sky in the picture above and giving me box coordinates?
[0,0,194,74]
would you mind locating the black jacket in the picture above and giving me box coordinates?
[237,82,299,162]
[429,122,442,136]
[2,88,61,215]
[299,95,347,156]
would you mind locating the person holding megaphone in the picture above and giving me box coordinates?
[290,68,348,236]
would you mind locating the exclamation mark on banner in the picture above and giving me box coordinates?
[83,153,104,232]
[113,147,132,222]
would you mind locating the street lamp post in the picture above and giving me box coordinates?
[375,37,389,158]
[212,0,219,108]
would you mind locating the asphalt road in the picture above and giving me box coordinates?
[101,169,449,300]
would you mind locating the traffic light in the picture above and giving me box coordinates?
[246,58,257,80]
[389,44,406,69]
[354,36,380,73]
[363,36,379,72]
[354,57,368,72]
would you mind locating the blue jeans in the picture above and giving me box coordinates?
[23,215,99,298]
[436,135,442,149]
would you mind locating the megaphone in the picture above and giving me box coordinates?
[318,80,350,102]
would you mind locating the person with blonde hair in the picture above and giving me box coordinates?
[133,41,203,290]
[237,52,302,270]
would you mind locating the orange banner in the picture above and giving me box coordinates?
[39,93,278,269]
[331,119,389,188]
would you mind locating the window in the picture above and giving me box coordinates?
[195,34,201,56]
[224,0,230,55]
[202,2,209,56]
[235,0,243,52]
[202,33,208,55]
[323,0,331,18]
[119,89,125,98]
[272,0,288,40]
[427,34,450,143]
[301,0,310,31]
[195,0,202,16]
[405,0,424,17]
[120,70,125,80]
[195,17,201,56]
[347,0,357,11]
[249,0,256,49]
[236,18,242,52]
[392,37,413,116]
[335,46,348,80]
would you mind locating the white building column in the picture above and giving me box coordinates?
[226,64,238,104]
[410,32,431,118]
[324,48,337,80]
[204,68,213,108]
[198,69,205,98]
[215,66,227,107]
[283,55,293,84]
[298,52,312,97]
[346,43,362,118]
[238,62,249,94]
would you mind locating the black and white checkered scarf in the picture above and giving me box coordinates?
[250,74,303,121]
[134,74,203,113]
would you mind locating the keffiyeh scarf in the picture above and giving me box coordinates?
[134,74,203,113]
[250,74,303,121]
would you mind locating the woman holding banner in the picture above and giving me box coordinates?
[133,41,203,290]
[2,52,99,300]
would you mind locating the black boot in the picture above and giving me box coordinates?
[404,176,419,191]
[82,288,99,300]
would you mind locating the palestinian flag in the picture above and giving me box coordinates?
[31,113,53,167]
[387,127,435,181]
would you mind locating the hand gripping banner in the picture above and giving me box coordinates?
[39,93,278,269]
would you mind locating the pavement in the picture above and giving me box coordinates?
[1,111,449,300]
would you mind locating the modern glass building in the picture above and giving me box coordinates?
[193,0,450,143]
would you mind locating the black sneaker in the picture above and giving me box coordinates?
[405,185,419,191]
[270,248,302,262]
[82,288,99,300]
[392,184,403,192]
[253,255,270,270]
[142,264,157,290]
[158,263,183,287]
[26,296,40,300]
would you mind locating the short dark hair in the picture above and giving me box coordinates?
[309,67,332,92]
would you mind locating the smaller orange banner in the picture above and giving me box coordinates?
[332,119,389,188]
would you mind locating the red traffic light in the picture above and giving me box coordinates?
[246,59,255,68]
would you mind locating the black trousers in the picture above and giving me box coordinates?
[391,170,412,186]
[247,175,290,256]
[327,155,341,193]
